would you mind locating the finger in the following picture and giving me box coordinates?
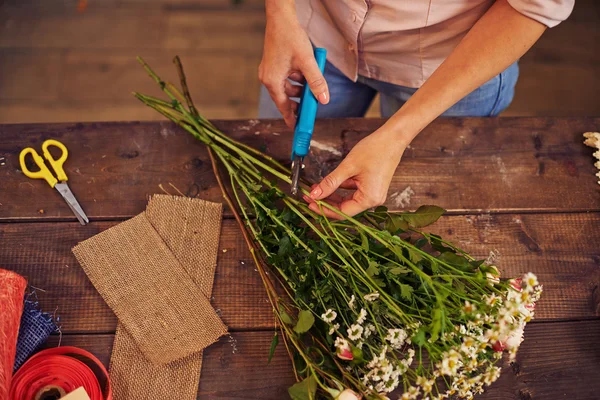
[299,59,329,104]
[309,162,355,200]
[308,200,346,220]
[339,189,383,217]
[270,89,296,128]
[284,81,303,98]
[288,72,304,84]
[338,198,368,218]
[339,178,357,190]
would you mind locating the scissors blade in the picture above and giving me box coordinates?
[55,182,89,225]
[290,155,303,198]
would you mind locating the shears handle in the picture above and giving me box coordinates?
[19,139,69,188]
[292,47,327,159]
[42,139,68,181]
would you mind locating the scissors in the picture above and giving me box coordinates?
[290,47,327,197]
[19,139,89,225]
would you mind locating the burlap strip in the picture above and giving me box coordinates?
[108,196,224,400]
[73,209,226,366]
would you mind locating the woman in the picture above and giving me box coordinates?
[258,0,574,218]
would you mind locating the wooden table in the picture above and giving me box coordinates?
[1,118,599,399]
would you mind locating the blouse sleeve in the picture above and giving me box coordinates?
[507,0,575,28]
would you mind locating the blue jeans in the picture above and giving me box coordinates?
[258,61,519,118]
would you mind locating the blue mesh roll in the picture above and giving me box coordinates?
[13,298,58,371]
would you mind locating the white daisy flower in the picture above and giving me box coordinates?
[363,324,376,338]
[347,324,364,341]
[348,295,356,310]
[328,323,340,335]
[523,272,539,292]
[385,328,407,349]
[356,308,367,324]
[364,292,380,302]
[439,350,461,376]
[321,309,337,323]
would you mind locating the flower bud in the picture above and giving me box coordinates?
[337,389,362,400]
[510,278,523,291]
[492,340,506,352]
[336,345,354,361]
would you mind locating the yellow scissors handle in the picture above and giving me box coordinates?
[19,148,58,188]
[42,139,69,182]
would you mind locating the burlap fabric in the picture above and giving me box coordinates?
[107,195,224,399]
[72,196,227,368]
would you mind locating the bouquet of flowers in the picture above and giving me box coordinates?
[136,57,542,400]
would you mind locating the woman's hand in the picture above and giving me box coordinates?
[304,128,408,219]
[259,0,329,128]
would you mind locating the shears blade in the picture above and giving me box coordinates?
[290,155,303,197]
[55,182,89,225]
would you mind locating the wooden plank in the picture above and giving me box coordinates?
[0,9,169,50]
[3,0,265,12]
[1,213,598,333]
[59,51,255,106]
[0,118,598,221]
[164,11,265,53]
[0,99,258,124]
[0,49,63,101]
[44,320,600,399]
[0,220,274,332]
[0,7,264,54]
[504,0,600,117]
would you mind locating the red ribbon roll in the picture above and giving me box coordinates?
[9,346,112,400]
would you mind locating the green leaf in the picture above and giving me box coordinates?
[389,266,410,275]
[350,344,364,364]
[384,214,409,234]
[429,307,444,343]
[408,248,422,263]
[414,238,429,248]
[373,278,387,288]
[277,235,293,257]
[288,376,317,400]
[360,232,369,252]
[279,308,294,325]
[268,332,279,364]
[366,261,380,277]
[430,260,439,274]
[374,206,388,213]
[412,328,427,347]
[399,283,414,300]
[438,252,470,269]
[402,205,446,228]
[293,310,315,334]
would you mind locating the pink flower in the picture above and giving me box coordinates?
[337,346,353,361]
[334,338,353,360]
[510,278,523,291]
[492,340,506,352]
[337,389,362,400]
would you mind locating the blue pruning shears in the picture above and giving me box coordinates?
[290,47,327,197]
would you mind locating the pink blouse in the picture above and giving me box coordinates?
[296,0,575,88]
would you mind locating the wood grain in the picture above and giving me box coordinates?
[0,118,598,221]
[45,320,600,400]
[60,51,256,106]
[2,213,598,333]
[0,8,168,50]
[0,49,63,101]
[0,99,258,124]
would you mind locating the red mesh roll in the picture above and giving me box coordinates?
[0,269,27,399]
